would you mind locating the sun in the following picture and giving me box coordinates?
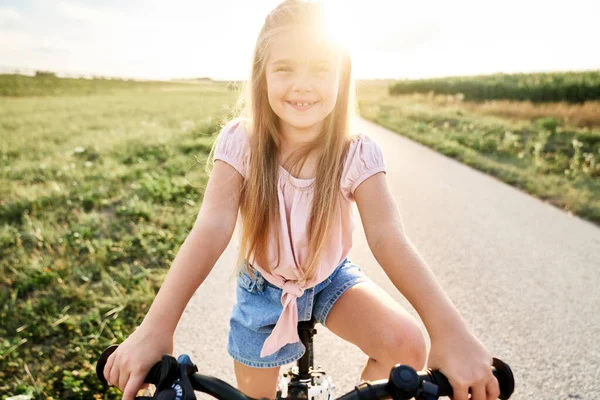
[322,0,363,58]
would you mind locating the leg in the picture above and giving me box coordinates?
[233,360,281,399]
[324,281,427,382]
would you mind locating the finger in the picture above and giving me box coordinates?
[122,374,146,400]
[451,381,469,400]
[470,383,486,400]
[118,370,131,394]
[103,352,116,386]
[109,355,122,389]
[486,376,501,400]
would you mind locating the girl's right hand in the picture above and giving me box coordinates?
[103,323,174,400]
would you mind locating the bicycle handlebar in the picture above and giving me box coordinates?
[96,345,514,400]
[342,357,514,400]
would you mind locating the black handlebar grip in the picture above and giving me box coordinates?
[423,358,514,400]
[95,345,164,387]
[96,345,118,386]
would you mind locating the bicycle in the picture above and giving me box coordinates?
[96,317,515,400]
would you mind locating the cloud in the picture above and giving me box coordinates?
[57,0,113,22]
[58,1,98,21]
[0,7,21,23]
[0,6,23,32]
[0,30,35,51]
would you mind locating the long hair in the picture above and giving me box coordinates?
[215,0,356,283]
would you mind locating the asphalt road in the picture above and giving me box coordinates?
[173,117,600,399]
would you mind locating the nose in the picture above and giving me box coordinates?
[291,66,313,93]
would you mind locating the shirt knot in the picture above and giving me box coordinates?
[282,279,304,297]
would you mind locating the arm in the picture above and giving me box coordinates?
[140,159,243,334]
[354,172,500,400]
[105,160,244,400]
[354,172,468,338]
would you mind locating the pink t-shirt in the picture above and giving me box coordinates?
[213,119,386,357]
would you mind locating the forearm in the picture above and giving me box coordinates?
[370,231,469,340]
[140,218,233,335]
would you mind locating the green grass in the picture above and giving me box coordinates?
[356,81,600,225]
[0,73,224,97]
[0,78,238,399]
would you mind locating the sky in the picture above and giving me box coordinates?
[1,0,599,81]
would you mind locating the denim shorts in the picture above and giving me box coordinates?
[227,258,370,368]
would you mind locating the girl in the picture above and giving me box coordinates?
[103,1,500,400]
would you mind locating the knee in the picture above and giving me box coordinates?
[377,323,427,371]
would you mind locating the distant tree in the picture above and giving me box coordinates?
[35,70,56,77]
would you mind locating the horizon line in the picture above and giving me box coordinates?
[1,64,599,83]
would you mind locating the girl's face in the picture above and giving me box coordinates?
[265,28,342,135]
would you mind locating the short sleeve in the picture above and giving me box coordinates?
[213,118,250,178]
[341,134,386,200]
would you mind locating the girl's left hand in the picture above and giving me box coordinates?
[426,328,500,400]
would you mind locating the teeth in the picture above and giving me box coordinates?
[291,102,313,106]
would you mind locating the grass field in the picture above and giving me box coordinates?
[357,80,600,225]
[1,79,238,399]
[1,75,599,398]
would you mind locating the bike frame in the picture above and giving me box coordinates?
[296,318,318,379]
[277,317,335,400]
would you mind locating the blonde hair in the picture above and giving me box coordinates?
[215,0,356,283]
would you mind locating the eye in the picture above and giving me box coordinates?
[275,66,292,72]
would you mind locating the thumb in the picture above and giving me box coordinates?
[122,374,146,400]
